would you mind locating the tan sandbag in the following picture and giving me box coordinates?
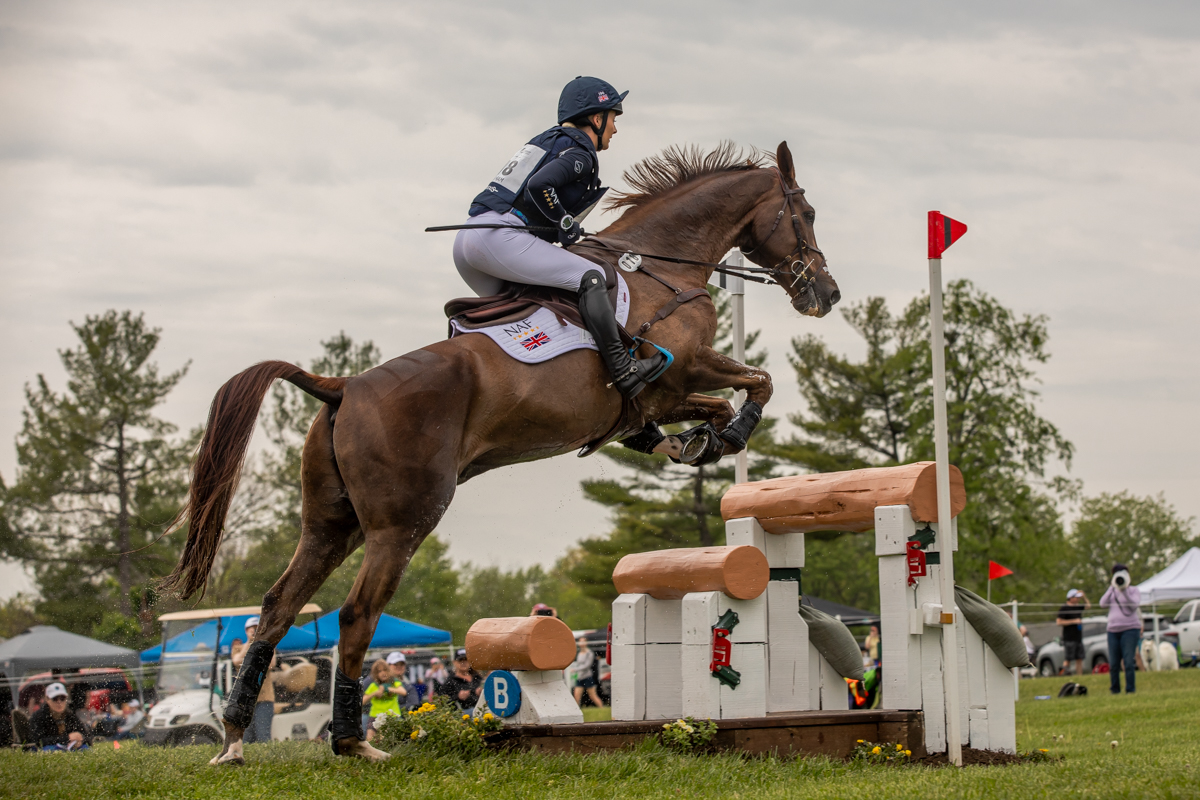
[274,661,317,693]
[720,461,967,534]
[465,616,577,671]
[611,545,769,600]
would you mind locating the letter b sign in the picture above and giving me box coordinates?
[483,670,522,718]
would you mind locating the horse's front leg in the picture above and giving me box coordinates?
[682,346,772,454]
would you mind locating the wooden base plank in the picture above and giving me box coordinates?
[487,710,926,759]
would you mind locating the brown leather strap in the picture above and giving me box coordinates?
[638,288,711,336]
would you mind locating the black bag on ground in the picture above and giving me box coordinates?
[1057,682,1088,697]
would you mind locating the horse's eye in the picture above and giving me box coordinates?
[804,212,816,223]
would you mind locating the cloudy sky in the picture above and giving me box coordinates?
[2,1,1198,598]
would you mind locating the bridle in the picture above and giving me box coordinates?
[741,167,826,294]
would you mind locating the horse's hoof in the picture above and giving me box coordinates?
[335,738,391,762]
[211,741,245,766]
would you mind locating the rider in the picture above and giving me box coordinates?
[453,76,670,399]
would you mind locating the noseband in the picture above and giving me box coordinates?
[741,167,825,292]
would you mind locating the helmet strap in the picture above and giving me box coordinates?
[590,112,608,150]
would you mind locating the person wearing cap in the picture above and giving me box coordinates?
[1101,563,1143,694]
[530,603,558,618]
[231,615,277,744]
[29,682,89,750]
[362,657,410,740]
[437,649,482,711]
[424,656,449,702]
[1055,588,1090,676]
[453,76,670,399]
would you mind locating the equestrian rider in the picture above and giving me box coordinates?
[453,76,670,399]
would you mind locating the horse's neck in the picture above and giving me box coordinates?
[605,170,772,270]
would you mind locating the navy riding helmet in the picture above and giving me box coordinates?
[558,77,627,144]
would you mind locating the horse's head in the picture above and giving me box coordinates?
[742,142,840,317]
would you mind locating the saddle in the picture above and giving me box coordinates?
[444,260,619,335]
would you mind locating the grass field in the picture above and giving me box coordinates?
[4,669,1198,799]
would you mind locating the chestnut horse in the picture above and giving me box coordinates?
[164,141,839,763]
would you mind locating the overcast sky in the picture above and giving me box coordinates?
[2,1,1198,599]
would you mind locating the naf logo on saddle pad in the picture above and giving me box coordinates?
[449,275,631,365]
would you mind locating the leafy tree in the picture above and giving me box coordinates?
[0,593,41,639]
[774,281,1075,605]
[567,289,778,607]
[2,311,191,643]
[1068,492,1196,597]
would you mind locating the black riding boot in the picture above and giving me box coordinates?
[578,270,671,398]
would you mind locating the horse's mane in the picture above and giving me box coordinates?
[608,142,771,210]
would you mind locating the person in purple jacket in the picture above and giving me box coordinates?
[1100,563,1142,694]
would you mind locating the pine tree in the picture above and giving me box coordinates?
[2,311,191,643]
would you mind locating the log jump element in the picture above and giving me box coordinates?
[465,616,576,671]
[468,616,582,726]
[613,546,769,600]
[721,461,966,534]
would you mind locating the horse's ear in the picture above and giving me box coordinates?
[776,141,796,184]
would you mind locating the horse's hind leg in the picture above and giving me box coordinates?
[211,406,362,765]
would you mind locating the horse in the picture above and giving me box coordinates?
[163,140,840,764]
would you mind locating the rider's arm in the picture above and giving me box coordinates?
[523,148,594,223]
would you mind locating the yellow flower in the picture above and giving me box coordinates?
[896,744,903,751]
[904,750,911,757]
[871,746,881,755]
[1039,748,1048,753]
[410,730,419,740]
[463,714,470,720]
[856,739,864,744]
[483,713,493,721]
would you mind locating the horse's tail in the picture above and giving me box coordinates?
[161,360,347,600]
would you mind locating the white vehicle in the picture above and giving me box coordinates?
[143,604,334,746]
[1169,599,1200,655]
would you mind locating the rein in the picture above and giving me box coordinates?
[742,167,826,292]
[573,239,778,285]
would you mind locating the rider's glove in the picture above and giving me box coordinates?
[557,215,582,247]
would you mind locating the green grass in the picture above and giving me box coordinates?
[4,670,1199,799]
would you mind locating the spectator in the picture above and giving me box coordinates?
[438,649,482,711]
[386,652,420,710]
[1055,589,1090,675]
[863,625,881,665]
[1020,625,1036,665]
[363,659,406,741]
[1101,563,1142,695]
[29,683,88,750]
[116,699,145,739]
[570,637,604,708]
[231,616,277,744]
[425,656,449,700]
[530,603,558,618]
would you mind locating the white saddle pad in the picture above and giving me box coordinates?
[449,275,630,364]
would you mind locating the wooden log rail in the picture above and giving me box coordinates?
[465,616,577,671]
[721,461,966,534]
[612,545,769,600]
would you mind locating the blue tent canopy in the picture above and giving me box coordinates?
[141,615,322,663]
[142,612,450,663]
[297,611,451,649]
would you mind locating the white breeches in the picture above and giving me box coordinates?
[452,211,597,295]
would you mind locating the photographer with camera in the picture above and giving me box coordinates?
[1100,563,1142,695]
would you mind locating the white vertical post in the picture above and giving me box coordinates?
[721,251,748,486]
[928,256,963,766]
[1011,600,1020,699]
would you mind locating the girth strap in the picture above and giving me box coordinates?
[637,287,711,337]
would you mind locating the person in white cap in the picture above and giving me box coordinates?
[29,682,89,750]
[1056,588,1090,676]
[231,615,277,744]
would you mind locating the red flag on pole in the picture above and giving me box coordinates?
[928,211,968,259]
[988,560,1014,581]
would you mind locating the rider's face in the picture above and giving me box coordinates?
[593,111,617,150]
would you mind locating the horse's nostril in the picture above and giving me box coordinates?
[829,289,841,306]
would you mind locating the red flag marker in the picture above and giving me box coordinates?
[988,560,1014,581]
[928,211,968,259]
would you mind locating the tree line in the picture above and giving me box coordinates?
[1,284,1195,647]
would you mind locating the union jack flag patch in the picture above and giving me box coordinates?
[520,332,551,350]
[597,92,609,102]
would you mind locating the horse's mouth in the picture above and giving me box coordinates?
[792,282,840,318]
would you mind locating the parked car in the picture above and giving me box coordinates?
[1034,617,1109,676]
[1168,599,1200,656]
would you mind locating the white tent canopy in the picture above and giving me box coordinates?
[1136,547,1200,603]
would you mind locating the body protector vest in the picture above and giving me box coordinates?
[470,126,608,242]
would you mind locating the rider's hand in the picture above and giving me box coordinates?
[557,215,582,247]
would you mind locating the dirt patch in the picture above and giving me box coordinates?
[914,747,1051,767]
